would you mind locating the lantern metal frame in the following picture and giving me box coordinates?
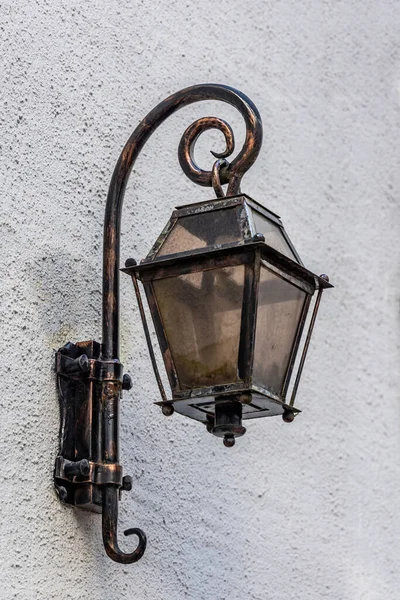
[123,193,331,427]
[53,83,331,566]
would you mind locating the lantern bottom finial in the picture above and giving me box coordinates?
[211,399,246,447]
[223,435,236,448]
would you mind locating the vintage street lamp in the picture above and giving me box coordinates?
[123,192,331,448]
[54,84,332,565]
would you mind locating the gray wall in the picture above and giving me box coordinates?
[1,1,399,599]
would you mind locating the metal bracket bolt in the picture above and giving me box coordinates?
[122,374,133,391]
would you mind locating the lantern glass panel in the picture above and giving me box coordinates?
[251,210,298,261]
[157,206,243,257]
[253,265,306,396]
[152,264,245,390]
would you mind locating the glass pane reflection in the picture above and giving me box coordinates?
[153,265,245,389]
[253,266,306,395]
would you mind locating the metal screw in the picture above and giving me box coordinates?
[122,476,133,492]
[122,374,133,391]
[161,404,174,417]
[252,233,265,243]
[125,258,137,268]
[79,459,90,476]
[282,410,295,423]
[223,435,235,448]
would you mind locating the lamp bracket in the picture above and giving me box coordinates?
[54,84,263,564]
[54,340,128,511]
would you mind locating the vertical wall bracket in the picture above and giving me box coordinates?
[54,341,146,563]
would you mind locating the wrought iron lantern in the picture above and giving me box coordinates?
[54,83,332,565]
[123,193,331,448]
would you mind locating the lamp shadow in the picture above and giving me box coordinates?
[25,241,252,598]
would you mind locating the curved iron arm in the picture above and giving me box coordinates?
[99,83,262,564]
[102,486,147,564]
[102,83,263,360]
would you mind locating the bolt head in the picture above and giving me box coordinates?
[282,410,295,423]
[78,354,90,372]
[239,392,252,404]
[125,258,137,268]
[252,233,265,243]
[122,476,133,491]
[122,374,133,391]
[80,459,90,477]
[162,404,174,417]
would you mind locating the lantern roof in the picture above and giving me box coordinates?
[143,194,303,265]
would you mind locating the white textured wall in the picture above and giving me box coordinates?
[1,1,400,599]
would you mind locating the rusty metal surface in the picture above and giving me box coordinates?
[122,216,330,431]
[55,84,263,564]
[156,393,300,424]
[54,340,145,562]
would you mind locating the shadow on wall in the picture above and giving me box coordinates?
[25,245,103,350]
[23,242,253,596]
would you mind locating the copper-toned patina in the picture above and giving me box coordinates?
[54,84,271,564]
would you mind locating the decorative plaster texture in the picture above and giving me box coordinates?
[1,1,400,599]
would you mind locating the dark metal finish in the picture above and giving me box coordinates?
[281,293,312,399]
[161,403,174,417]
[223,436,236,448]
[282,410,295,423]
[55,82,331,565]
[56,84,262,565]
[122,475,133,491]
[102,486,147,564]
[122,192,332,430]
[178,116,234,191]
[62,353,90,374]
[129,267,168,403]
[54,340,143,564]
[122,373,133,391]
[211,399,247,446]
[252,233,265,243]
[64,459,90,478]
[103,84,262,361]
[211,158,230,198]
[289,279,327,407]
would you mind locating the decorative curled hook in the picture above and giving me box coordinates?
[176,95,262,196]
[102,486,147,564]
[178,117,234,190]
[211,158,230,198]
